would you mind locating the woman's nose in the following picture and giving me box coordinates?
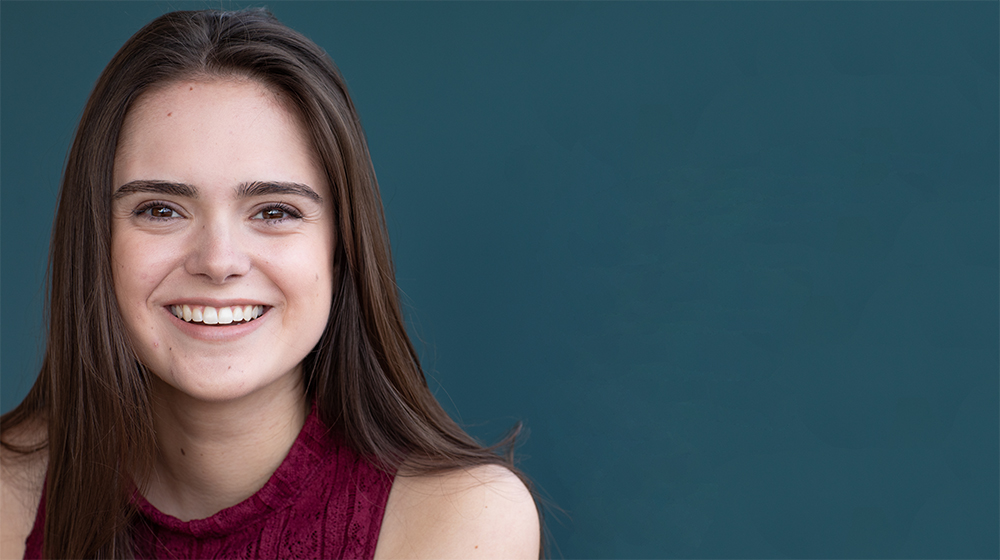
[184,221,251,283]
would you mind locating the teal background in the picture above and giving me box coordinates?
[2,2,998,557]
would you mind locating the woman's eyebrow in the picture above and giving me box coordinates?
[113,180,198,199]
[112,180,323,203]
[237,181,323,203]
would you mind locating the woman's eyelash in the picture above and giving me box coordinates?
[133,201,180,220]
[130,202,303,222]
[253,203,303,221]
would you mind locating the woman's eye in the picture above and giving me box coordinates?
[135,204,178,219]
[148,206,175,218]
[252,205,302,222]
[256,208,287,220]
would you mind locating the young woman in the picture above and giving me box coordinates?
[0,9,539,559]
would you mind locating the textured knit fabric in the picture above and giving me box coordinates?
[23,410,395,559]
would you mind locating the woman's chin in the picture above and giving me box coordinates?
[149,362,305,406]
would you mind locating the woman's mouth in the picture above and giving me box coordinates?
[169,304,265,325]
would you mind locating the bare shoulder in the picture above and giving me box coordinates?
[374,463,539,560]
[0,419,48,560]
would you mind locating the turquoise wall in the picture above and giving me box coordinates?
[2,2,997,557]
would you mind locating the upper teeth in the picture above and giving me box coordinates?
[170,304,263,325]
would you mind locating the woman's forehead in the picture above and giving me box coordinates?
[121,77,292,140]
[113,78,327,197]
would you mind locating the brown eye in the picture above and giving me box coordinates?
[135,203,179,220]
[251,204,301,222]
[260,208,286,220]
[149,206,175,218]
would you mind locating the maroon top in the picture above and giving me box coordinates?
[24,409,395,559]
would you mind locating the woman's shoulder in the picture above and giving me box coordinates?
[0,418,48,560]
[374,463,539,559]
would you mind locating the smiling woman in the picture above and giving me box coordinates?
[111,79,335,406]
[0,9,539,560]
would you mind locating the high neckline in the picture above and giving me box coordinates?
[133,407,334,538]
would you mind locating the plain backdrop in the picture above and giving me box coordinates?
[2,2,998,558]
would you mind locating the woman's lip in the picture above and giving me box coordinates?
[165,303,268,325]
[163,300,268,307]
[163,305,268,341]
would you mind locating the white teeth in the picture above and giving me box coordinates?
[203,307,219,324]
[170,304,265,325]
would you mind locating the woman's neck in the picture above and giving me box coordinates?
[143,374,309,521]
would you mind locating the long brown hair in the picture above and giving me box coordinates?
[1,9,531,558]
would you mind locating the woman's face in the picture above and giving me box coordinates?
[111,78,335,403]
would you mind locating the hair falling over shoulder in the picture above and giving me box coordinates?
[0,9,538,559]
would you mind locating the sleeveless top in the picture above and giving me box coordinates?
[24,409,395,559]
